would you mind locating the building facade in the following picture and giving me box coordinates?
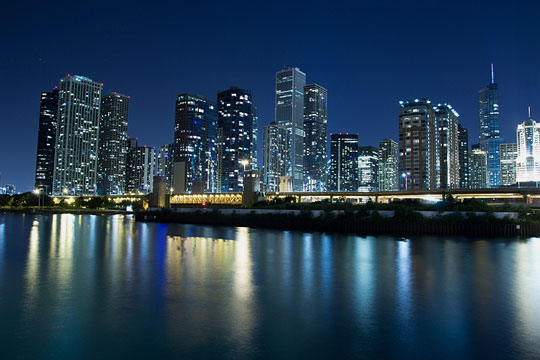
[329,133,358,192]
[378,138,399,191]
[500,143,517,186]
[358,146,378,192]
[434,104,460,189]
[126,137,155,194]
[516,118,540,183]
[458,125,469,189]
[216,87,254,192]
[53,75,102,195]
[34,87,59,194]
[97,92,129,195]
[173,94,217,193]
[262,122,289,192]
[478,66,503,187]
[276,68,306,191]
[469,150,488,189]
[398,99,438,190]
[303,84,328,192]
[156,143,174,192]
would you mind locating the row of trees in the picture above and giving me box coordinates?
[0,193,143,210]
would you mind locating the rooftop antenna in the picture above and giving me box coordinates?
[491,63,495,84]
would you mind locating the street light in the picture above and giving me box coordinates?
[401,172,409,191]
[241,159,249,172]
[33,188,41,209]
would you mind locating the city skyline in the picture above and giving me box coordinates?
[2,1,540,191]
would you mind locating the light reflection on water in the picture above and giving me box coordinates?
[0,213,540,359]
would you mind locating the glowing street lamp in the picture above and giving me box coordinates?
[241,159,249,172]
[401,172,410,191]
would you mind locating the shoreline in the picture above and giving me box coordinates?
[0,208,130,216]
[135,208,540,238]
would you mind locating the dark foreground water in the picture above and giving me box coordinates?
[1,214,540,359]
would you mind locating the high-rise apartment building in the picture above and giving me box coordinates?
[262,122,289,192]
[53,75,102,195]
[216,87,254,192]
[478,65,503,187]
[329,133,358,192]
[398,99,438,190]
[469,150,488,189]
[378,139,399,191]
[303,84,328,191]
[34,87,58,194]
[276,68,306,191]
[173,94,217,193]
[434,104,460,189]
[458,125,469,189]
[97,92,129,195]
[500,143,517,186]
[358,146,378,192]
[125,137,155,194]
[157,143,174,192]
[516,117,540,183]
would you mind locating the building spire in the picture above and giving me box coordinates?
[529,105,532,119]
[491,63,495,84]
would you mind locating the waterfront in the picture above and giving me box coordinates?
[1,214,540,359]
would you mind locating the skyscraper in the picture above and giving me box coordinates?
[97,92,129,195]
[216,87,254,193]
[398,99,438,190]
[469,150,488,189]
[358,146,378,192]
[303,83,328,192]
[516,115,540,183]
[478,65,503,187]
[329,133,358,192]
[378,138,399,191]
[434,104,460,189]
[458,125,469,189]
[53,75,102,195]
[156,143,174,192]
[173,94,217,193]
[276,68,306,191]
[500,143,517,186]
[125,137,155,194]
[262,122,289,192]
[34,87,58,194]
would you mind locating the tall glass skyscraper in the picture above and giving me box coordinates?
[157,143,174,192]
[398,99,438,190]
[458,124,469,189]
[516,117,540,183]
[329,133,358,192]
[500,143,517,186]
[217,87,254,192]
[173,94,217,193]
[478,65,503,187]
[358,146,378,192]
[378,139,399,191]
[34,87,58,194]
[303,83,328,192]
[125,137,156,194]
[97,92,129,195]
[469,150,488,189]
[53,75,102,195]
[262,122,289,192]
[434,104,460,189]
[276,68,306,191]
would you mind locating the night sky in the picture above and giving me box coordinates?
[2,0,540,192]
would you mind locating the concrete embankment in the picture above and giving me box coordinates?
[136,208,539,237]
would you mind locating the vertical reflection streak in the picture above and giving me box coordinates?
[396,241,412,325]
[23,219,41,316]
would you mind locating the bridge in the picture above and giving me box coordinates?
[169,188,540,206]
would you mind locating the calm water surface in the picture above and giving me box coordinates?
[1,213,540,359]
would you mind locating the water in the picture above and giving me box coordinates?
[1,214,540,359]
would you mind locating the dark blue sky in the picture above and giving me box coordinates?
[2,0,540,191]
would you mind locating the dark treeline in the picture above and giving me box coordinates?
[0,193,143,210]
